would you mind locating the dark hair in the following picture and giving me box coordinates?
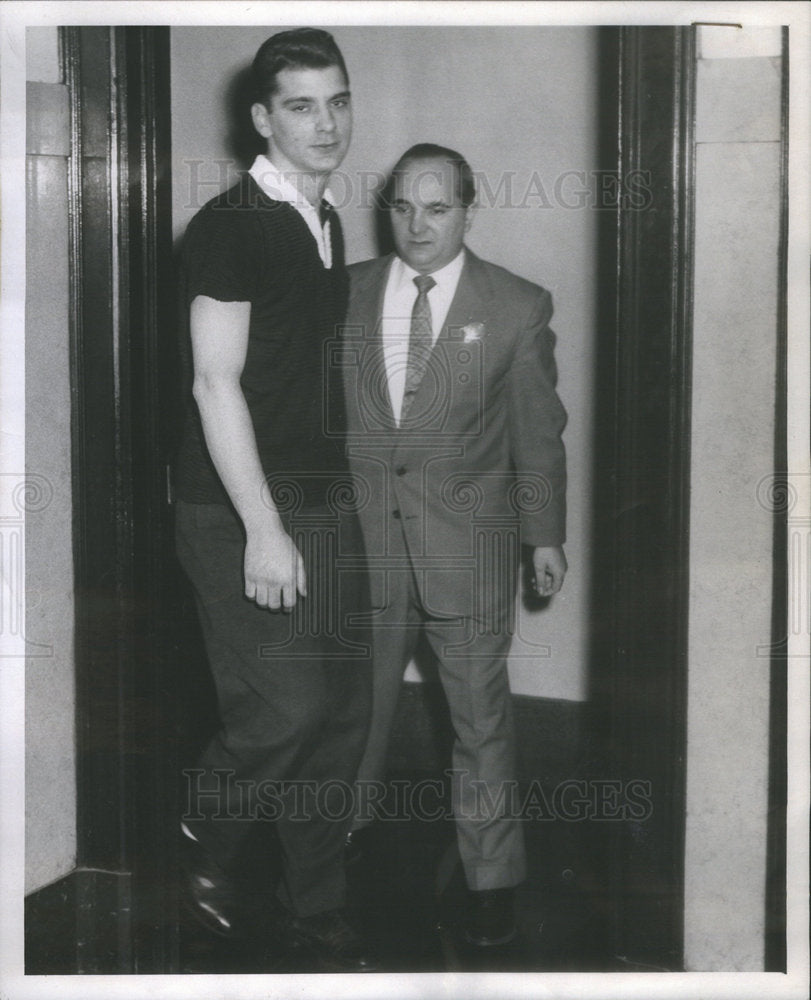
[390,143,476,208]
[251,28,349,106]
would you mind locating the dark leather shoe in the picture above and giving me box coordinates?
[290,908,379,972]
[464,888,518,946]
[180,833,243,938]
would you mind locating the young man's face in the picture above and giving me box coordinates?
[252,64,352,177]
[389,157,474,274]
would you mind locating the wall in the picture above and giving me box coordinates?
[171,26,599,701]
[24,28,77,893]
[683,26,783,970]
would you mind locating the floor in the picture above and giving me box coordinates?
[25,672,622,975]
[170,768,615,974]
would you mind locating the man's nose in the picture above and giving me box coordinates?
[316,105,336,132]
[408,210,425,235]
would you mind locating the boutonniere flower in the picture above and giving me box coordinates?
[462,322,485,343]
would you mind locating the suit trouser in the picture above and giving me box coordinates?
[355,523,527,891]
[175,500,372,918]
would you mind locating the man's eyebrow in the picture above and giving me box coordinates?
[281,90,351,106]
[390,198,452,208]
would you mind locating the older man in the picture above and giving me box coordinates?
[343,144,567,947]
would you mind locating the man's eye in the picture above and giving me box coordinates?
[331,98,349,108]
[291,105,309,113]
[430,207,447,216]
[392,205,410,214]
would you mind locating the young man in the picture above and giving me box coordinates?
[173,29,375,971]
[343,145,567,947]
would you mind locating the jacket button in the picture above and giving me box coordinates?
[392,509,401,519]
[396,465,407,476]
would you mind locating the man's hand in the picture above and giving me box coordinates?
[244,527,307,612]
[532,546,567,597]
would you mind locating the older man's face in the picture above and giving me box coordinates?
[389,157,473,274]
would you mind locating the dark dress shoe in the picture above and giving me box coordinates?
[464,888,518,947]
[289,908,379,972]
[180,834,243,938]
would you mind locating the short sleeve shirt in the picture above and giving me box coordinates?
[174,174,350,508]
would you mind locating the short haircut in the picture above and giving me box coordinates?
[251,28,349,106]
[390,143,476,208]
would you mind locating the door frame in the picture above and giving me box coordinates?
[591,25,695,969]
[64,24,175,972]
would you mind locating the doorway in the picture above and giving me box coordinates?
[24,22,785,975]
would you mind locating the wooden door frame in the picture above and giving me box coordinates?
[64,24,175,972]
[591,25,695,969]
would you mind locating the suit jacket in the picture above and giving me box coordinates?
[342,248,567,622]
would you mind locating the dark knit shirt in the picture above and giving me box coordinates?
[174,174,350,509]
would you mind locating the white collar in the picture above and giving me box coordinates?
[249,154,336,211]
[391,248,466,292]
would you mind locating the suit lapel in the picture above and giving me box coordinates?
[402,249,493,419]
[352,255,397,430]
[352,254,392,334]
[357,249,493,431]
[439,249,493,338]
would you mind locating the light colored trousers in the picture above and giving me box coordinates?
[355,524,527,891]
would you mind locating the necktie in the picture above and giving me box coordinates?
[318,199,332,228]
[401,274,436,423]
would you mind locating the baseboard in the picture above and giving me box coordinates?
[25,868,133,974]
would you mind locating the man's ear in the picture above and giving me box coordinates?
[250,102,273,139]
[463,204,476,233]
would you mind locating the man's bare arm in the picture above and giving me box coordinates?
[190,294,306,610]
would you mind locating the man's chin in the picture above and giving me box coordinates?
[309,147,345,172]
[397,249,436,271]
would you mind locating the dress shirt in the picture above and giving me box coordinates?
[249,155,336,268]
[382,250,465,425]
